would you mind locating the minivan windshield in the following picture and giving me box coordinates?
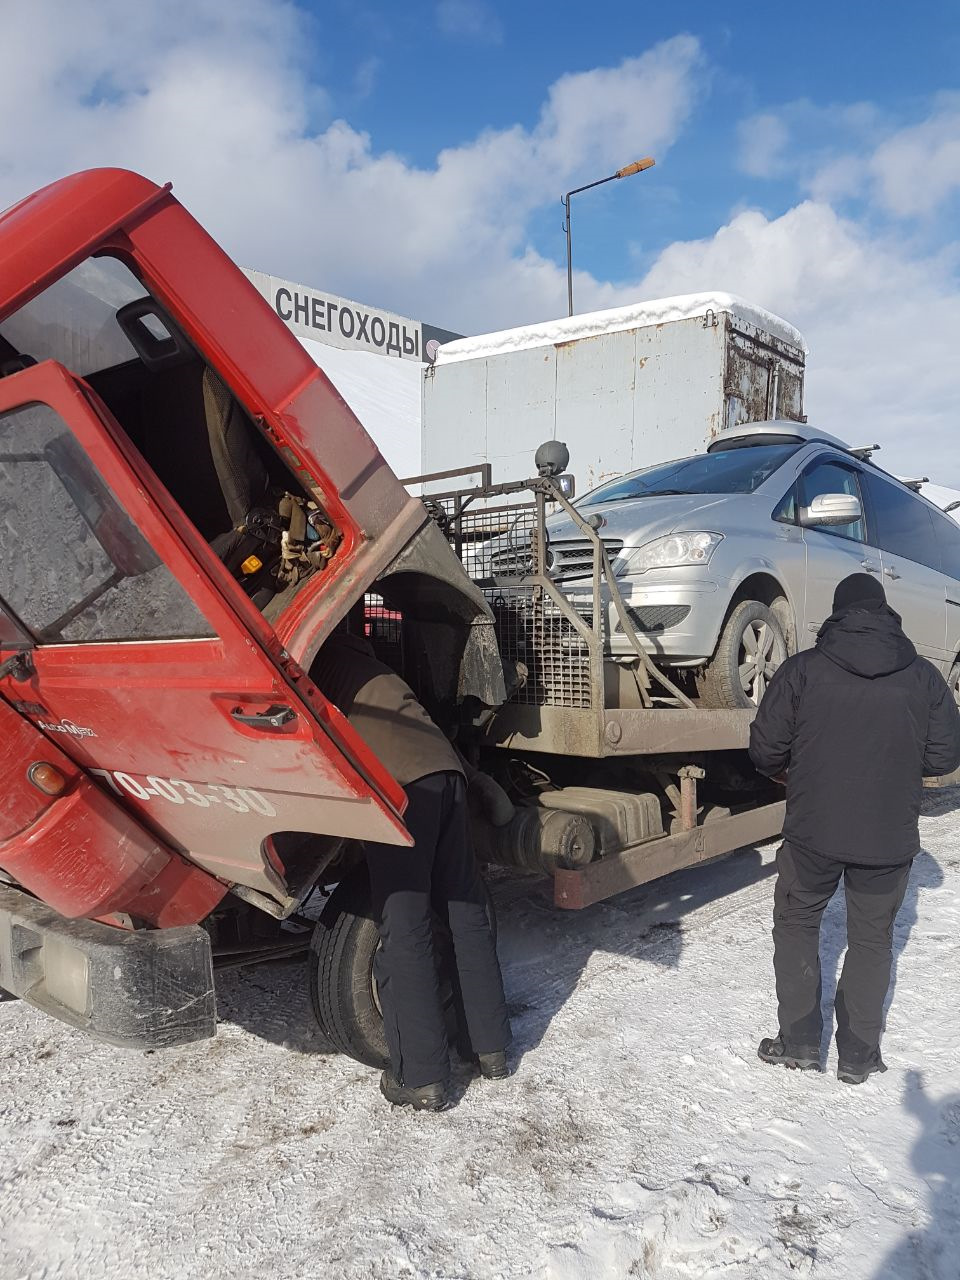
[579,443,801,506]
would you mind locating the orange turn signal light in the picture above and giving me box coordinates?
[27,761,68,796]
[240,555,263,575]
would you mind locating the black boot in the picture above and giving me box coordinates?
[477,1050,511,1080]
[758,1035,820,1071]
[837,1056,887,1085]
[379,1071,450,1111]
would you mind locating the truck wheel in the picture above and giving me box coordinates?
[698,600,788,709]
[308,864,497,1070]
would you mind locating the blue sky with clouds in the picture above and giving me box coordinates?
[312,0,960,276]
[1,0,958,480]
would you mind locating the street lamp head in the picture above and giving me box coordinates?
[616,157,656,179]
[563,155,656,316]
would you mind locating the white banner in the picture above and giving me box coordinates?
[243,269,456,363]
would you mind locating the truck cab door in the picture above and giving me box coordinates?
[0,361,410,906]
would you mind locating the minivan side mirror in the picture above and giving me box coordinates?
[800,493,863,527]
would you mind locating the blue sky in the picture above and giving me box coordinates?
[1,0,958,480]
[308,0,960,285]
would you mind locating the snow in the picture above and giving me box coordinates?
[919,482,960,523]
[434,293,807,365]
[298,336,424,479]
[2,787,959,1279]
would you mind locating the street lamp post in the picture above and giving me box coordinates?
[563,157,655,316]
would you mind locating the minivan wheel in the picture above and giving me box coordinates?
[308,864,498,1069]
[697,600,788,709]
[948,659,960,710]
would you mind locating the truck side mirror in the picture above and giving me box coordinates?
[800,493,862,527]
[556,474,575,499]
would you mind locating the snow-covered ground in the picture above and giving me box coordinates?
[2,788,959,1280]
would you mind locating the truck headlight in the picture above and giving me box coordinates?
[613,532,723,575]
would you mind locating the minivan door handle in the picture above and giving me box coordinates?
[883,565,901,581]
[230,704,297,730]
[860,559,881,573]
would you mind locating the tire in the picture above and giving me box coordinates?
[948,658,960,711]
[308,864,497,1069]
[697,599,789,710]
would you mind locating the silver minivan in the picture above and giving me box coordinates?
[542,421,960,710]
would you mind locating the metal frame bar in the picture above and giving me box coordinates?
[406,463,695,719]
[553,802,786,910]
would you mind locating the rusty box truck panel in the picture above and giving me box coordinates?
[422,294,806,500]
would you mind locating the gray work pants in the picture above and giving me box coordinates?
[772,841,912,1065]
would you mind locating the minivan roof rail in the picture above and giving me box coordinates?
[708,420,849,454]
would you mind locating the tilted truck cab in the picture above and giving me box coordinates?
[0,169,505,1045]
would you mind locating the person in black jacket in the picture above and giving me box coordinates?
[749,573,960,1084]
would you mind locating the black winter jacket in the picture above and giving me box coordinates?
[749,602,960,866]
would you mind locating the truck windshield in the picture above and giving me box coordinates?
[0,256,147,376]
[579,443,801,506]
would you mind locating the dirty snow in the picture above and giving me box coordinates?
[434,294,807,365]
[2,788,959,1279]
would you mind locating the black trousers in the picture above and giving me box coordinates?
[364,771,510,1088]
[772,841,912,1065]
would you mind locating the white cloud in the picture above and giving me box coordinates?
[0,10,702,333]
[737,112,789,178]
[353,56,382,101]
[744,93,960,221]
[636,202,960,484]
[1,6,958,487]
[435,0,503,43]
[866,94,960,218]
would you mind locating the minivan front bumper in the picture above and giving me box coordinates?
[0,885,215,1049]
[563,577,728,662]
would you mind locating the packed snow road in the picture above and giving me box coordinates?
[2,789,959,1280]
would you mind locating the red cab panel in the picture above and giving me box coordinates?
[0,696,225,926]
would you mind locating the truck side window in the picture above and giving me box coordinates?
[860,472,941,572]
[799,459,866,543]
[0,402,215,644]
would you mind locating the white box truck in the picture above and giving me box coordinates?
[421,293,806,496]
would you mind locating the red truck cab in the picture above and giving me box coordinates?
[0,169,504,1047]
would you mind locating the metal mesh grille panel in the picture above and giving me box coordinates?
[363,593,403,669]
[416,496,597,709]
[615,604,691,634]
[488,588,593,708]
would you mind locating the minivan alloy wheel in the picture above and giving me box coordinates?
[739,620,780,704]
[949,659,960,710]
[697,598,789,710]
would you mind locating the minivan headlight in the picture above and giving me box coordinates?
[613,531,723,575]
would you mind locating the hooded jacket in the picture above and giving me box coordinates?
[749,601,960,865]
